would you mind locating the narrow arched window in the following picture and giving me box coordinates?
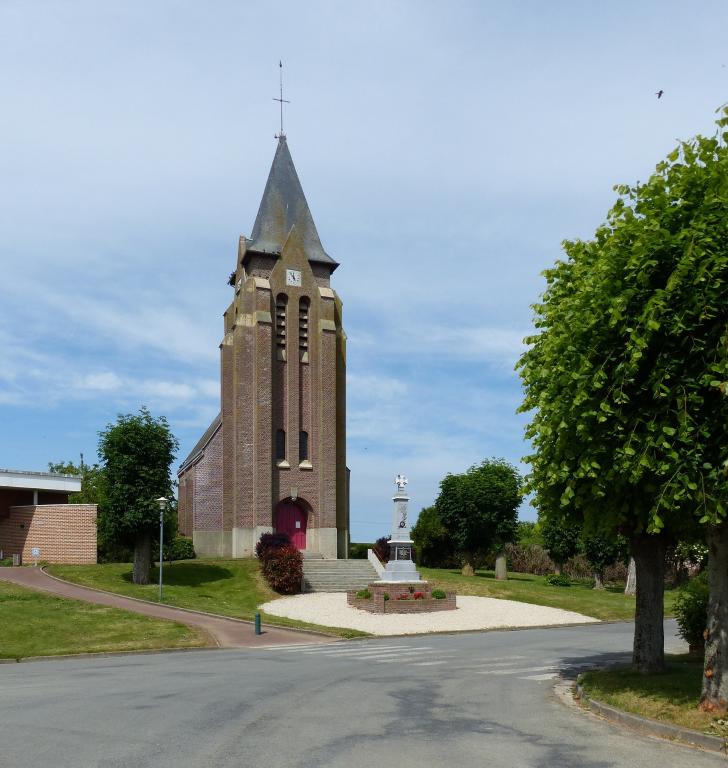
[276,429,286,462]
[276,294,288,360]
[299,430,309,462]
[299,297,310,362]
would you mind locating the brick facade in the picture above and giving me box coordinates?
[0,504,97,564]
[178,136,348,559]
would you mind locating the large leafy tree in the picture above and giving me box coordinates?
[518,111,728,691]
[435,459,522,576]
[98,407,178,584]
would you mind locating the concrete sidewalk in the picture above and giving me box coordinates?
[0,567,336,649]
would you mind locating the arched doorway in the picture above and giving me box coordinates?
[274,500,308,550]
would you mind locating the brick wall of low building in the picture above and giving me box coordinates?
[0,504,97,564]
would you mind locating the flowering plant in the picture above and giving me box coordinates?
[396,593,411,600]
[413,592,424,600]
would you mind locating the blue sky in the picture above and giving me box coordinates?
[1,1,727,541]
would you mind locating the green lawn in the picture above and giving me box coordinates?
[579,655,727,738]
[419,567,677,622]
[0,581,206,659]
[49,560,367,638]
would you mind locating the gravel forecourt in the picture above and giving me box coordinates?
[259,593,600,635]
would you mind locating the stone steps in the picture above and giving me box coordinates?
[302,558,379,592]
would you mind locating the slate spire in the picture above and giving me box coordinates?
[246,136,336,267]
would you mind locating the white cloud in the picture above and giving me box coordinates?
[75,372,123,391]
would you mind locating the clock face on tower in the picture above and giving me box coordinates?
[285,269,302,287]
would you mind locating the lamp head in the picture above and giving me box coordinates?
[157,497,168,512]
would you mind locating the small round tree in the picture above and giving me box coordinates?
[583,534,626,589]
[435,459,522,576]
[98,407,178,585]
[540,517,580,575]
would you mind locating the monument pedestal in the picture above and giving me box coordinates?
[347,581,456,613]
[382,538,420,582]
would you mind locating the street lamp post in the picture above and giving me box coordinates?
[157,497,168,602]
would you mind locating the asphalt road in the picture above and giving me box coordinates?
[0,620,719,768]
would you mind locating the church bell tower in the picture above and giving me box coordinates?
[178,135,348,559]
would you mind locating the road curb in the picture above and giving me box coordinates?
[0,646,222,665]
[575,681,727,753]
[40,566,340,640]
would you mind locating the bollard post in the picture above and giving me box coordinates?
[254,612,262,635]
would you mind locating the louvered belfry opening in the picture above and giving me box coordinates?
[276,293,288,360]
[299,296,310,362]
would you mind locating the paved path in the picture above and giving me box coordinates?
[0,620,718,767]
[0,567,333,649]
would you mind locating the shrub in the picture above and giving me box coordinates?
[505,542,554,575]
[255,532,292,561]
[349,542,372,559]
[675,573,709,650]
[164,536,195,561]
[261,545,303,594]
[432,589,446,599]
[603,560,628,583]
[0,557,12,567]
[372,536,391,564]
[545,573,571,587]
[562,553,592,580]
[413,592,424,599]
[356,588,372,599]
[383,592,390,601]
[396,592,410,600]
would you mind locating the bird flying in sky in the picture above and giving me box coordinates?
[656,89,664,99]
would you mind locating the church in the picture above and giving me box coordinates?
[177,135,349,559]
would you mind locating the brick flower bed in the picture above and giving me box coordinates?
[347,581,456,614]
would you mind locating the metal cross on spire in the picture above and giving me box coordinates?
[273,60,290,137]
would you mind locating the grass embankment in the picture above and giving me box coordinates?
[0,581,206,659]
[579,655,728,739]
[419,567,677,622]
[49,560,367,639]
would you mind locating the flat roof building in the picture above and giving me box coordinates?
[0,468,96,564]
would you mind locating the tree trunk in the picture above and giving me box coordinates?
[593,571,604,590]
[554,562,562,575]
[132,533,152,585]
[700,524,728,712]
[494,552,508,581]
[624,557,636,596]
[631,534,667,673]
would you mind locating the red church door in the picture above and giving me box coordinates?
[274,502,307,550]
